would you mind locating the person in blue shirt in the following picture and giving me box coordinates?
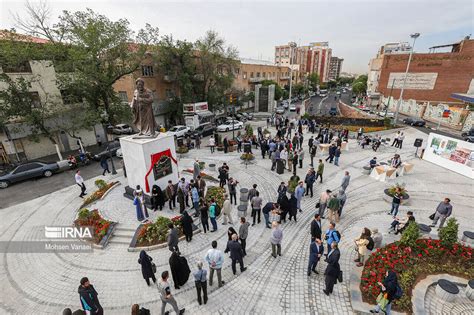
[295,181,306,212]
[325,222,340,254]
[369,157,378,169]
[193,262,208,305]
[308,238,324,276]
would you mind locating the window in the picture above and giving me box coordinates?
[2,61,32,73]
[141,65,154,77]
[118,91,128,103]
[29,92,41,108]
[61,89,82,105]
[235,68,240,75]
[243,72,247,79]
[250,72,254,78]
[273,72,276,78]
[263,72,266,78]
[256,72,260,77]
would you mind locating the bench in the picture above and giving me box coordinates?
[435,279,459,302]
[462,231,474,246]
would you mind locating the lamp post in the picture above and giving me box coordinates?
[394,33,420,125]
[107,140,117,175]
[384,78,396,118]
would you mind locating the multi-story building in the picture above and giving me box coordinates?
[233,58,291,92]
[328,57,344,81]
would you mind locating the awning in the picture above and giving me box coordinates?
[451,93,474,103]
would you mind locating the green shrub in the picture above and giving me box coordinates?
[245,124,253,137]
[399,222,420,249]
[95,179,107,190]
[384,117,392,127]
[439,217,459,249]
[78,208,90,220]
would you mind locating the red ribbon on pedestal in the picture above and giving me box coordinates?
[144,149,178,193]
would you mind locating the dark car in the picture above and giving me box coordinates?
[92,141,121,161]
[403,117,426,127]
[0,161,60,188]
[241,112,253,120]
[187,123,216,139]
[235,113,247,122]
[329,107,338,116]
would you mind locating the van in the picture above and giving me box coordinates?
[329,107,338,116]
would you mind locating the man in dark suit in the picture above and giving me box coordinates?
[324,242,341,295]
[310,214,322,241]
[224,234,247,275]
[307,238,324,276]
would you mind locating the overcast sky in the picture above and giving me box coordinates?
[1,0,473,74]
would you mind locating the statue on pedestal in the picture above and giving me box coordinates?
[130,78,157,137]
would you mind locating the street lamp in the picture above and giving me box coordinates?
[288,42,297,107]
[394,33,420,124]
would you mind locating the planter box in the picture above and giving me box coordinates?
[383,189,410,205]
[92,222,118,249]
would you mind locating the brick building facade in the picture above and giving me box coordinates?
[377,39,474,102]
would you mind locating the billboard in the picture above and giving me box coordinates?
[388,73,438,90]
[423,132,474,179]
[183,102,209,114]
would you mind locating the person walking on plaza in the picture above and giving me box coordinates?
[193,262,208,305]
[262,202,275,229]
[370,270,400,314]
[221,194,233,225]
[78,277,103,315]
[288,194,298,222]
[196,175,206,197]
[75,170,87,198]
[295,181,306,212]
[326,144,336,164]
[250,191,263,226]
[100,155,110,176]
[158,271,185,315]
[209,136,215,153]
[181,211,193,242]
[193,159,200,181]
[336,189,347,219]
[248,183,258,201]
[310,214,322,241]
[199,199,209,233]
[209,199,218,232]
[304,168,316,198]
[325,222,340,253]
[396,132,405,149]
[298,148,304,168]
[138,250,156,286]
[315,159,324,183]
[328,193,341,223]
[307,238,324,276]
[151,184,165,211]
[388,187,403,217]
[270,221,283,258]
[341,171,351,192]
[292,150,299,175]
[228,178,238,205]
[334,146,341,166]
[318,189,331,218]
[167,223,179,253]
[191,185,200,216]
[354,228,371,267]
[169,251,191,290]
[239,217,250,256]
[430,198,453,229]
[178,178,190,208]
[323,242,341,296]
[391,131,400,147]
[166,180,176,210]
[287,149,294,172]
[310,144,317,166]
[205,241,225,287]
[225,234,247,275]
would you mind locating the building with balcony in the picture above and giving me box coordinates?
[232,58,291,93]
[328,57,344,81]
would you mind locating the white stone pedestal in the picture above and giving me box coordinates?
[120,133,179,195]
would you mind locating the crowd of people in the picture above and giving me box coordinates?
[70,116,457,315]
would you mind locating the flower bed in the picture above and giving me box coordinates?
[346,126,389,133]
[182,169,219,182]
[205,186,225,209]
[74,208,115,245]
[360,238,473,313]
[384,183,409,201]
[135,216,183,247]
[80,180,119,208]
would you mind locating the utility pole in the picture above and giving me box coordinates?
[394,33,420,125]
[385,78,396,118]
[288,42,297,107]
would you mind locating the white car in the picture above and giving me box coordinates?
[275,107,285,114]
[217,120,243,132]
[112,124,133,134]
[168,125,190,138]
[289,104,297,111]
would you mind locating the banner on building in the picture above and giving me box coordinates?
[388,73,438,90]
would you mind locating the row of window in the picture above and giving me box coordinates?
[241,71,290,79]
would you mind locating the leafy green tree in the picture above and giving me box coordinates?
[352,81,367,95]
[319,82,328,90]
[308,73,320,90]
[399,221,420,249]
[438,218,459,249]
[261,80,283,100]
[292,83,306,96]
[337,76,354,85]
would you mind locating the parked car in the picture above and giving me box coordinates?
[282,101,289,109]
[0,161,62,188]
[111,124,133,135]
[289,104,297,111]
[92,141,121,161]
[217,120,244,132]
[167,125,190,138]
[403,117,426,127]
[241,112,253,120]
[461,127,474,139]
[235,113,247,122]
[329,107,338,116]
[275,107,285,114]
[186,123,216,139]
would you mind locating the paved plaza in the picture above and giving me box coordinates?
[1,126,472,315]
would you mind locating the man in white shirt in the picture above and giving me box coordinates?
[75,170,87,198]
[205,241,225,287]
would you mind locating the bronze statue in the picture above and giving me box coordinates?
[130,78,157,137]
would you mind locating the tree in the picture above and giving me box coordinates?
[352,74,368,95]
[337,76,354,86]
[194,30,238,111]
[292,83,306,96]
[260,80,283,101]
[14,3,160,126]
[319,82,328,90]
[439,218,459,249]
[308,73,320,90]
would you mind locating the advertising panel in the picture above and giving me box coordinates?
[388,73,438,90]
[423,132,474,179]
